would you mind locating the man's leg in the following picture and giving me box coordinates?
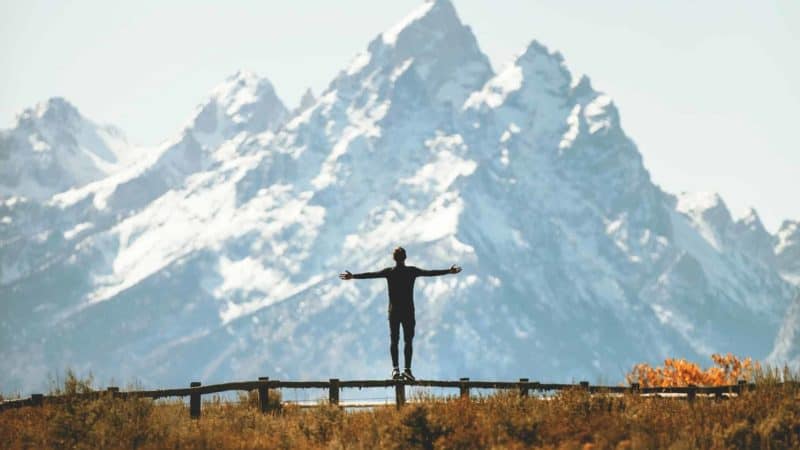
[389,315,401,369]
[401,315,415,370]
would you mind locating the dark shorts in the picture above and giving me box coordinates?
[389,312,415,341]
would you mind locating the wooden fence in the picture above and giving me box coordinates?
[0,377,759,418]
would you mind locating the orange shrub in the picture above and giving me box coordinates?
[626,353,761,387]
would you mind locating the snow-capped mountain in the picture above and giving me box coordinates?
[187,70,288,150]
[0,98,137,200]
[775,220,800,284]
[769,293,800,368]
[0,71,287,291]
[734,208,777,267]
[295,88,316,114]
[771,221,800,368]
[1,0,797,393]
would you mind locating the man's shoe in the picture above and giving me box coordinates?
[391,368,401,380]
[402,369,416,382]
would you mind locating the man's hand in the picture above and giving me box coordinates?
[339,270,353,280]
[449,264,462,274]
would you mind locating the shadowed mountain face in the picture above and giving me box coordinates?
[1,0,798,393]
[770,293,800,366]
[775,221,800,283]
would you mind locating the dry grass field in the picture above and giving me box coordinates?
[1,362,798,449]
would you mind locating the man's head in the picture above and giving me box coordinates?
[393,246,407,263]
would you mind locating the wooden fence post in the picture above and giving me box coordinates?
[107,387,119,399]
[459,378,470,399]
[190,382,202,419]
[395,379,405,409]
[687,384,697,403]
[258,377,269,413]
[31,394,43,407]
[737,380,747,395]
[329,379,339,406]
[519,378,529,397]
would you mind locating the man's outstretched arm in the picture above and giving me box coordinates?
[415,265,462,277]
[339,268,390,280]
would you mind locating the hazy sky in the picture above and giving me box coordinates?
[1,0,798,230]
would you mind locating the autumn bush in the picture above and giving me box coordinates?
[1,366,799,449]
[625,353,763,387]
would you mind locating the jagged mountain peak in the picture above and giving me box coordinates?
[564,74,621,136]
[225,69,259,81]
[514,40,575,100]
[570,74,595,99]
[14,97,127,140]
[671,192,735,251]
[677,192,730,219]
[211,70,277,100]
[675,193,782,265]
[464,39,572,114]
[517,39,564,64]
[297,88,316,112]
[380,0,460,46]
[736,207,767,232]
[18,97,83,128]
[187,70,288,145]
[731,207,777,265]
[1,97,136,200]
[344,0,492,108]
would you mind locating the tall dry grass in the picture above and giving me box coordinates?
[1,367,799,449]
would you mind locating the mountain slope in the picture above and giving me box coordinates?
[775,220,800,285]
[769,293,800,369]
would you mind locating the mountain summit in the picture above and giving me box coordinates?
[0,97,136,200]
[355,0,493,108]
[187,70,287,149]
[1,2,798,392]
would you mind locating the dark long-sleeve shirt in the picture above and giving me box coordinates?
[353,265,450,316]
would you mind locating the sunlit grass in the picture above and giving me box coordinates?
[1,365,798,449]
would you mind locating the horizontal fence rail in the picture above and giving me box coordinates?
[1,377,785,418]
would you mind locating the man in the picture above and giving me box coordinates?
[339,247,462,381]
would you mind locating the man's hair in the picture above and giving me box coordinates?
[393,246,406,262]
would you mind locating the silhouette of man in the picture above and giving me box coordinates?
[339,247,462,381]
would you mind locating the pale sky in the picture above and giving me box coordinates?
[1,0,798,231]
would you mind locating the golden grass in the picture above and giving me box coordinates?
[1,368,799,450]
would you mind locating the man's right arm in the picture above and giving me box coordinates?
[353,269,390,279]
[340,268,390,280]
